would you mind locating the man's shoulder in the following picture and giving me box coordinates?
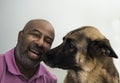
[0,54,5,78]
[0,54,5,65]
[0,48,14,71]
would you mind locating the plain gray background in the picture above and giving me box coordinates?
[0,0,120,83]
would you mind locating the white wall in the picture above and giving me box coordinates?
[0,0,120,83]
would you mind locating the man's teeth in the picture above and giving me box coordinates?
[30,49,40,55]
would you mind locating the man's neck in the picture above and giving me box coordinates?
[15,60,39,79]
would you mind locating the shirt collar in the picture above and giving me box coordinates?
[4,48,45,77]
[37,63,57,79]
[5,48,21,75]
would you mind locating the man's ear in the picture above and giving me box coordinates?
[18,31,23,42]
[88,38,118,58]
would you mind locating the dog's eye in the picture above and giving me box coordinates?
[69,43,75,48]
[66,38,75,48]
[67,42,77,53]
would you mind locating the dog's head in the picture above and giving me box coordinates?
[43,26,118,71]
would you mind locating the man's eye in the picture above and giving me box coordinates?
[31,33,40,38]
[45,38,52,45]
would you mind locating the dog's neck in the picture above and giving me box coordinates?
[65,59,119,83]
[65,65,100,83]
[65,59,99,83]
[65,70,88,83]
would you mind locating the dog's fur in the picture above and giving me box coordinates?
[43,26,119,83]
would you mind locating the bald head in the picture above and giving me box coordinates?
[23,19,54,37]
[21,19,55,42]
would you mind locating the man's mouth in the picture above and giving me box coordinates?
[30,48,40,55]
[28,48,42,61]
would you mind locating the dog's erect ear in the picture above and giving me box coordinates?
[88,39,118,58]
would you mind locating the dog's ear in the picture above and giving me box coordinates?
[88,39,118,58]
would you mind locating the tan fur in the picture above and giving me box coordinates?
[80,26,105,40]
[64,26,119,83]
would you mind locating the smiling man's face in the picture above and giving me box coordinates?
[15,19,54,69]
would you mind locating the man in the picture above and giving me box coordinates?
[0,19,57,83]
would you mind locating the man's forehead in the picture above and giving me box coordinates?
[23,19,51,29]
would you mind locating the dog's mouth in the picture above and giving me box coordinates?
[43,57,80,71]
[55,64,78,70]
[53,64,80,71]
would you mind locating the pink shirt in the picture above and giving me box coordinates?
[0,48,57,83]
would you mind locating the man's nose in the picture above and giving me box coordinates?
[35,38,44,47]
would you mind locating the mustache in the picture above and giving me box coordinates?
[28,43,45,56]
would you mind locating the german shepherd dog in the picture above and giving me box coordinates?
[43,26,119,83]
